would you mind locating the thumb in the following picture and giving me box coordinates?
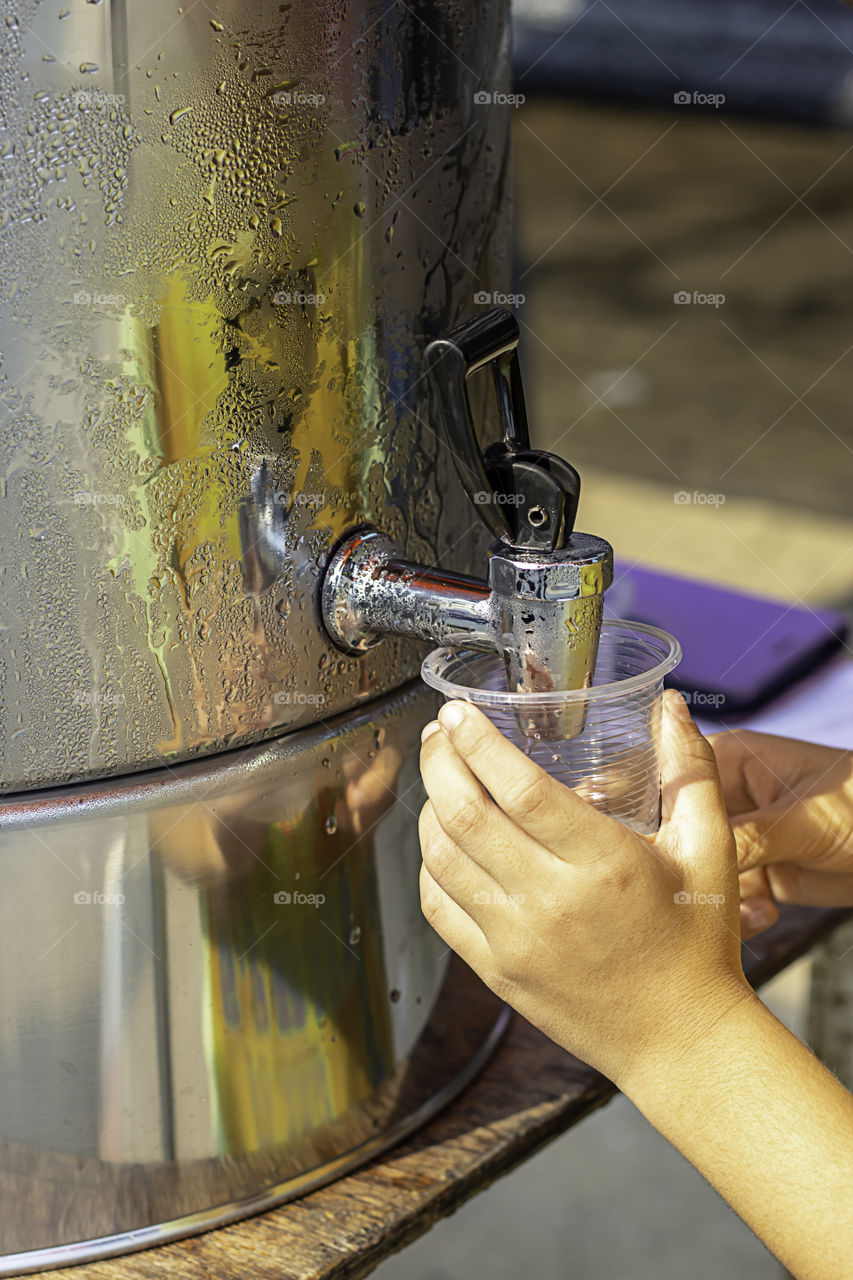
[659,690,729,840]
[731,803,807,872]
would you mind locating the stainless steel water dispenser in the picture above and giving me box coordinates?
[0,0,513,1268]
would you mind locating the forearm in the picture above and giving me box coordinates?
[620,989,853,1280]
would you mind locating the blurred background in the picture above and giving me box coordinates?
[375,1,853,1276]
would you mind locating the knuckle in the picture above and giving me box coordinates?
[442,792,486,844]
[418,799,435,843]
[422,829,455,880]
[486,966,517,1005]
[733,819,763,868]
[493,932,538,986]
[686,731,721,772]
[419,866,442,923]
[502,769,554,823]
[594,858,635,897]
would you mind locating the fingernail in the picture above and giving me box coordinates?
[743,901,774,931]
[665,689,691,720]
[421,721,441,743]
[438,701,466,731]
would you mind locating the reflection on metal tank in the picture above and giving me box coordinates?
[0,0,510,791]
[0,682,507,1270]
[0,0,512,1266]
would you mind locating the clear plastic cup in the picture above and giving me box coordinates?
[421,619,681,835]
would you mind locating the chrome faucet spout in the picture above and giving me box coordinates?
[321,529,495,655]
[319,309,615,739]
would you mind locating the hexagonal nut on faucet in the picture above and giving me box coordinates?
[488,533,614,739]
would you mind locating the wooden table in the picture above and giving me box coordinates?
[31,904,850,1280]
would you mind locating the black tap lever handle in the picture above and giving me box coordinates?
[424,307,580,552]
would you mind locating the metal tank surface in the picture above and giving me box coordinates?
[0,0,510,791]
[0,0,511,1269]
[0,684,507,1271]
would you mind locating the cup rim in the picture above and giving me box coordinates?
[421,618,682,706]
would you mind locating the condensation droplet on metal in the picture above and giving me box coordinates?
[324,814,337,836]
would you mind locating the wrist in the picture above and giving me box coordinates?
[614,974,762,1108]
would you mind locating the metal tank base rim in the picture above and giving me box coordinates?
[0,1003,510,1277]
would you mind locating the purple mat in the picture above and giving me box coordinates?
[606,565,849,717]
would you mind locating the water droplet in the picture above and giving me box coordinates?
[373,726,385,751]
[324,814,337,836]
[321,757,330,769]
[389,988,401,1003]
[79,62,99,74]
[353,201,366,218]
[349,926,361,946]
[169,106,193,125]
[210,18,224,31]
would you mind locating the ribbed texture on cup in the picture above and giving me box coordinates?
[422,622,680,835]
